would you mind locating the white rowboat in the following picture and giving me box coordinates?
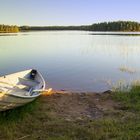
[0,69,46,111]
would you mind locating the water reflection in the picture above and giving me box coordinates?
[0,31,140,92]
[90,32,140,36]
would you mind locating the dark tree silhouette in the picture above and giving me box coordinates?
[20,21,140,32]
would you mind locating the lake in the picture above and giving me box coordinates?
[0,31,140,92]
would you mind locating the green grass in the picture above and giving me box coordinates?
[113,85,140,111]
[0,99,39,140]
[0,98,39,123]
[0,89,140,140]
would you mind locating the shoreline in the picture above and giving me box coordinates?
[41,90,117,120]
[0,89,139,139]
[46,89,112,95]
[1,30,140,36]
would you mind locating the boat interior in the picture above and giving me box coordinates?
[0,69,44,97]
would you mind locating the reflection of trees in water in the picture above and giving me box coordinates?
[80,35,140,61]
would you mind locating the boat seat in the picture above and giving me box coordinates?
[18,77,40,87]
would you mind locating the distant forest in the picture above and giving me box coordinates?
[0,25,19,33]
[0,21,140,33]
[20,21,140,32]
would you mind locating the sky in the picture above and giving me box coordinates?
[0,0,140,26]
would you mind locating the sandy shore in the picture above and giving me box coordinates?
[41,90,118,120]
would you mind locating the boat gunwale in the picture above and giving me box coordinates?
[5,92,41,99]
[0,69,46,99]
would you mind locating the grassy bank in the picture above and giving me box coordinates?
[0,88,140,140]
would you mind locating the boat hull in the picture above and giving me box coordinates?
[0,69,46,111]
[0,92,37,111]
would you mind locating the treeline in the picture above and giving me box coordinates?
[0,25,19,33]
[20,25,83,31]
[20,21,140,32]
[1,21,140,33]
[89,21,140,31]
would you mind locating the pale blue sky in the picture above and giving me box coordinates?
[0,0,140,26]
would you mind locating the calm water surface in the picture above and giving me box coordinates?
[0,31,140,92]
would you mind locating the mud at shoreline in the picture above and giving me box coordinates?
[41,90,118,120]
